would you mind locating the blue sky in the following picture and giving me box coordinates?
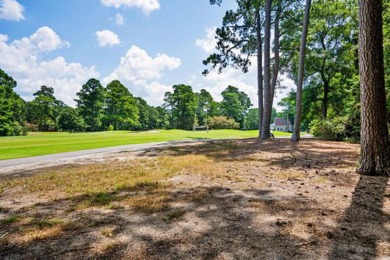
[0,0,293,109]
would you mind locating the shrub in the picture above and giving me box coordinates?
[58,109,86,132]
[310,117,347,141]
[107,124,114,131]
[11,122,27,136]
[208,116,239,130]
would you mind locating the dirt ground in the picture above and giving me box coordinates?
[0,139,389,259]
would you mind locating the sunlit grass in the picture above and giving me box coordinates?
[0,129,293,160]
[0,155,217,195]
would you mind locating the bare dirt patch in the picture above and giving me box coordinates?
[0,139,389,259]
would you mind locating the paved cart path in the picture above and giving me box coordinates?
[0,141,195,176]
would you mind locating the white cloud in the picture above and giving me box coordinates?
[96,30,120,47]
[0,0,24,21]
[101,0,160,15]
[104,45,181,106]
[195,27,217,53]
[115,13,124,25]
[0,27,99,106]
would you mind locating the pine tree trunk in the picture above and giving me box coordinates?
[357,0,390,176]
[269,5,280,129]
[323,80,329,119]
[261,0,272,140]
[292,0,311,142]
[256,10,264,138]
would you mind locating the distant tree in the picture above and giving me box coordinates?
[247,108,260,130]
[155,106,169,129]
[196,89,214,126]
[146,105,161,130]
[220,85,252,128]
[76,78,105,132]
[58,107,85,132]
[134,97,151,130]
[164,85,197,130]
[210,101,222,118]
[357,0,390,176]
[104,80,139,130]
[28,86,59,131]
[0,69,27,136]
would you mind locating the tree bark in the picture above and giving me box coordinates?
[292,0,312,142]
[261,0,272,140]
[323,79,329,119]
[357,0,390,176]
[256,10,264,138]
[269,4,281,130]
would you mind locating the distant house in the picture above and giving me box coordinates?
[272,117,293,132]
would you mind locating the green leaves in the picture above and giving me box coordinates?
[0,69,26,136]
[105,80,139,130]
[221,85,252,128]
[203,0,259,75]
[164,85,197,130]
[76,79,105,132]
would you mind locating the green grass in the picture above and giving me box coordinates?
[0,129,292,160]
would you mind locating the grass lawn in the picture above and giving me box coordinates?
[0,129,292,160]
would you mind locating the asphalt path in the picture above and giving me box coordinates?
[0,140,197,176]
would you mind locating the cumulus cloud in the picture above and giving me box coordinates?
[195,27,217,53]
[104,45,181,105]
[115,13,124,25]
[101,0,160,15]
[0,0,24,21]
[96,30,120,47]
[0,27,99,106]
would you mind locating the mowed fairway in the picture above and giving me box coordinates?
[0,130,292,160]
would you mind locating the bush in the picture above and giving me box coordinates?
[310,117,347,141]
[58,109,86,132]
[107,124,114,131]
[11,122,27,136]
[208,116,239,130]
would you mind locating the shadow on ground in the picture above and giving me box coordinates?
[139,139,358,171]
[1,185,333,259]
[328,175,390,259]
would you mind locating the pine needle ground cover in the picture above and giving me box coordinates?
[0,139,389,259]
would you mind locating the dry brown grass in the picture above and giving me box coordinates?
[0,155,222,198]
[0,154,226,249]
[119,190,172,213]
[17,226,63,244]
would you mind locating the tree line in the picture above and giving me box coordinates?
[0,69,259,135]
